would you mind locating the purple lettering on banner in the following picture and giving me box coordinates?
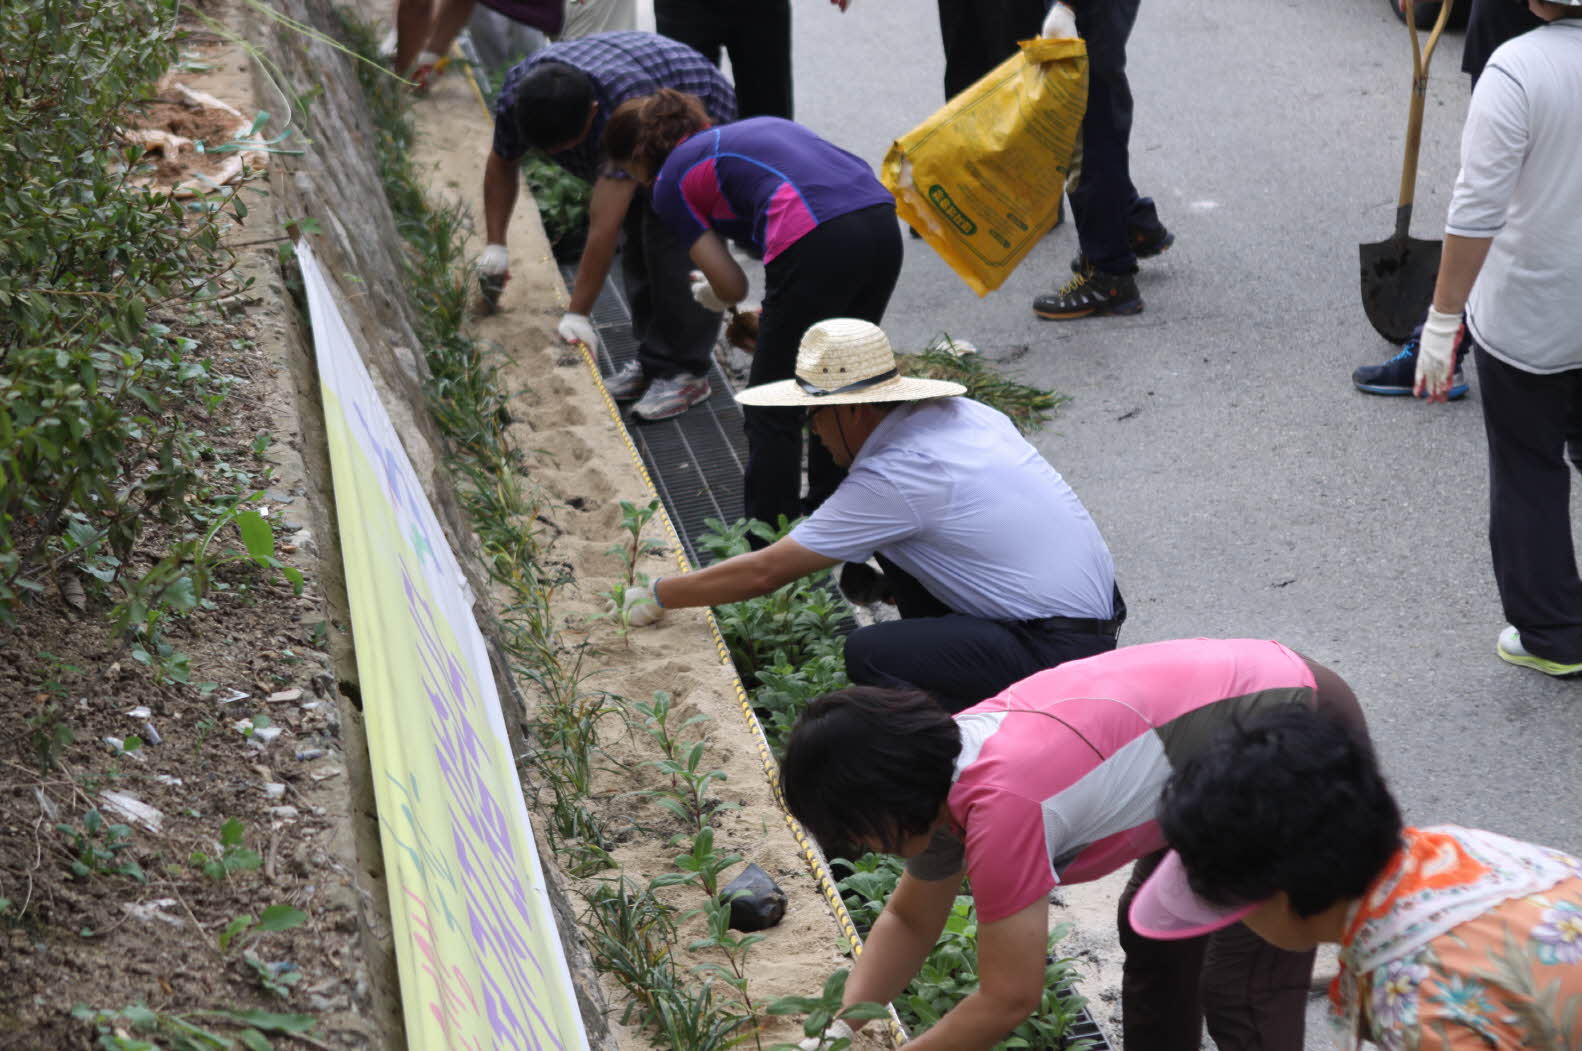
[352,401,435,562]
[402,559,569,1049]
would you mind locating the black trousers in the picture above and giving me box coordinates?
[621,192,718,380]
[843,558,1124,714]
[934,0,1044,100]
[1474,339,1582,663]
[1068,0,1150,276]
[1115,658,1367,1051]
[655,0,793,119]
[743,204,902,529]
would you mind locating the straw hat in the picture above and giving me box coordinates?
[735,318,967,408]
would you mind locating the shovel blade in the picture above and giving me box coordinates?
[1359,235,1442,344]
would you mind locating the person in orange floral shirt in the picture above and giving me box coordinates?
[1131,705,1582,1050]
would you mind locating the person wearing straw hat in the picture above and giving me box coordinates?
[619,317,1122,712]
[1132,703,1582,1051]
[778,639,1371,1051]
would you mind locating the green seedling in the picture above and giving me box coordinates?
[72,1002,316,1051]
[654,827,742,899]
[190,817,263,880]
[608,499,666,587]
[765,969,891,1051]
[244,953,303,998]
[55,810,145,883]
[652,739,731,833]
[632,690,712,763]
[219,903,307,953]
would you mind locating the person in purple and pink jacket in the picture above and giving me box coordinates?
[602,90,901,531]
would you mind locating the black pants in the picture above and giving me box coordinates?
[1115,658,1368,1050]
[1474,339,1582,663]
[1068,0,1150,276]
[622,192,718,380]
[935,0,1044,100]
[655,0,793,119]
[743,204,902,529]
[843,560,1124,714]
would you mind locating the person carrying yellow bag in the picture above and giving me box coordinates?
[882,29,1088,298]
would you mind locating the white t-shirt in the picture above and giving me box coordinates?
[790,398,1115,621]
[1447,20,1582,374]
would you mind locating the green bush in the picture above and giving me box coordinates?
[0,0,248,618]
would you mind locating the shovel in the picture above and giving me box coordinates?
[1359,0,1457,344]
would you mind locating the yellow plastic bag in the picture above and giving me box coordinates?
[882,38,1088,297]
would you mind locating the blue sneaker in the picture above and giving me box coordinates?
[1351,335,1468,400]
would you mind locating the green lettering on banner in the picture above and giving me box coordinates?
[927,184,978,235]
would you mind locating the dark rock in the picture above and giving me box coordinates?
[721,863,786,932]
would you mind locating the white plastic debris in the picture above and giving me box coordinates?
[267,688,303,704]
[251,725,283,746]
[155,775,184,787]
[122,899,184,927]
[100,790,164,833]
[269,806,300,821]
[217,688,251,705]
[263,782,287,800]
[125,706,153,720]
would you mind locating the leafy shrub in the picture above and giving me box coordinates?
[896,343,1067,434]
[0,0,251,620]
[837,857,1095,1050]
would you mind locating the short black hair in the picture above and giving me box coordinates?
[1159,705,1402,917]
[507,62,595,149]
[780,687,960,855]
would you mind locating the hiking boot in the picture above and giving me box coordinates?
[603,361,647,401]
[1033,268,1143,320]
[1351,336,1468,400]
[632,372,711,421]
[1497,626,1582,677]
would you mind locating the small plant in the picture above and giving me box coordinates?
[244,953,304,998]
[190,817,263,880]
[657,826,742,899]
[765,969,891,1051]
[689,893,767,1034]
[55,810,145,883]
[218,903,307,953]
[73,1002,317,1051]
[652,738,731,834]
[520,151,591,262]
[609,498,665,587]
[26,701,76,770]
[633,690,711,765]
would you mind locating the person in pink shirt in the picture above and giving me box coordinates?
[779,637,1372,1051]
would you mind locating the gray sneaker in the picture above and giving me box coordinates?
[603,361,646,401]
[632,373,710,421]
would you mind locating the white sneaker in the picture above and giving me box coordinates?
[603,361,646,401]
[1496,626,1582,677]
[632,373,711,421]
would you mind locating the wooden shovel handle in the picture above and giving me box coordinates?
[1396,0,1457,227]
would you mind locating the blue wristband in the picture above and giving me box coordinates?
[650,577,666,608]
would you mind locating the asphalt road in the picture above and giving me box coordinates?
[773,0,1582,861]
[617,0,1578,1042]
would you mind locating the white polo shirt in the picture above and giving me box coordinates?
[1448,20,1582,373]
[790,397,1115,621]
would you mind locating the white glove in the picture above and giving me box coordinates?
[479,244,510,276]
[617,585,664,627]
[1041,1,1079,38]
[690,272,735,314]
[1414,306,1461,401]
[798,1018,854,1050]
[558,312,600,350]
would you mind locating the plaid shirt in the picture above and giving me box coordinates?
[492,31,736,183]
